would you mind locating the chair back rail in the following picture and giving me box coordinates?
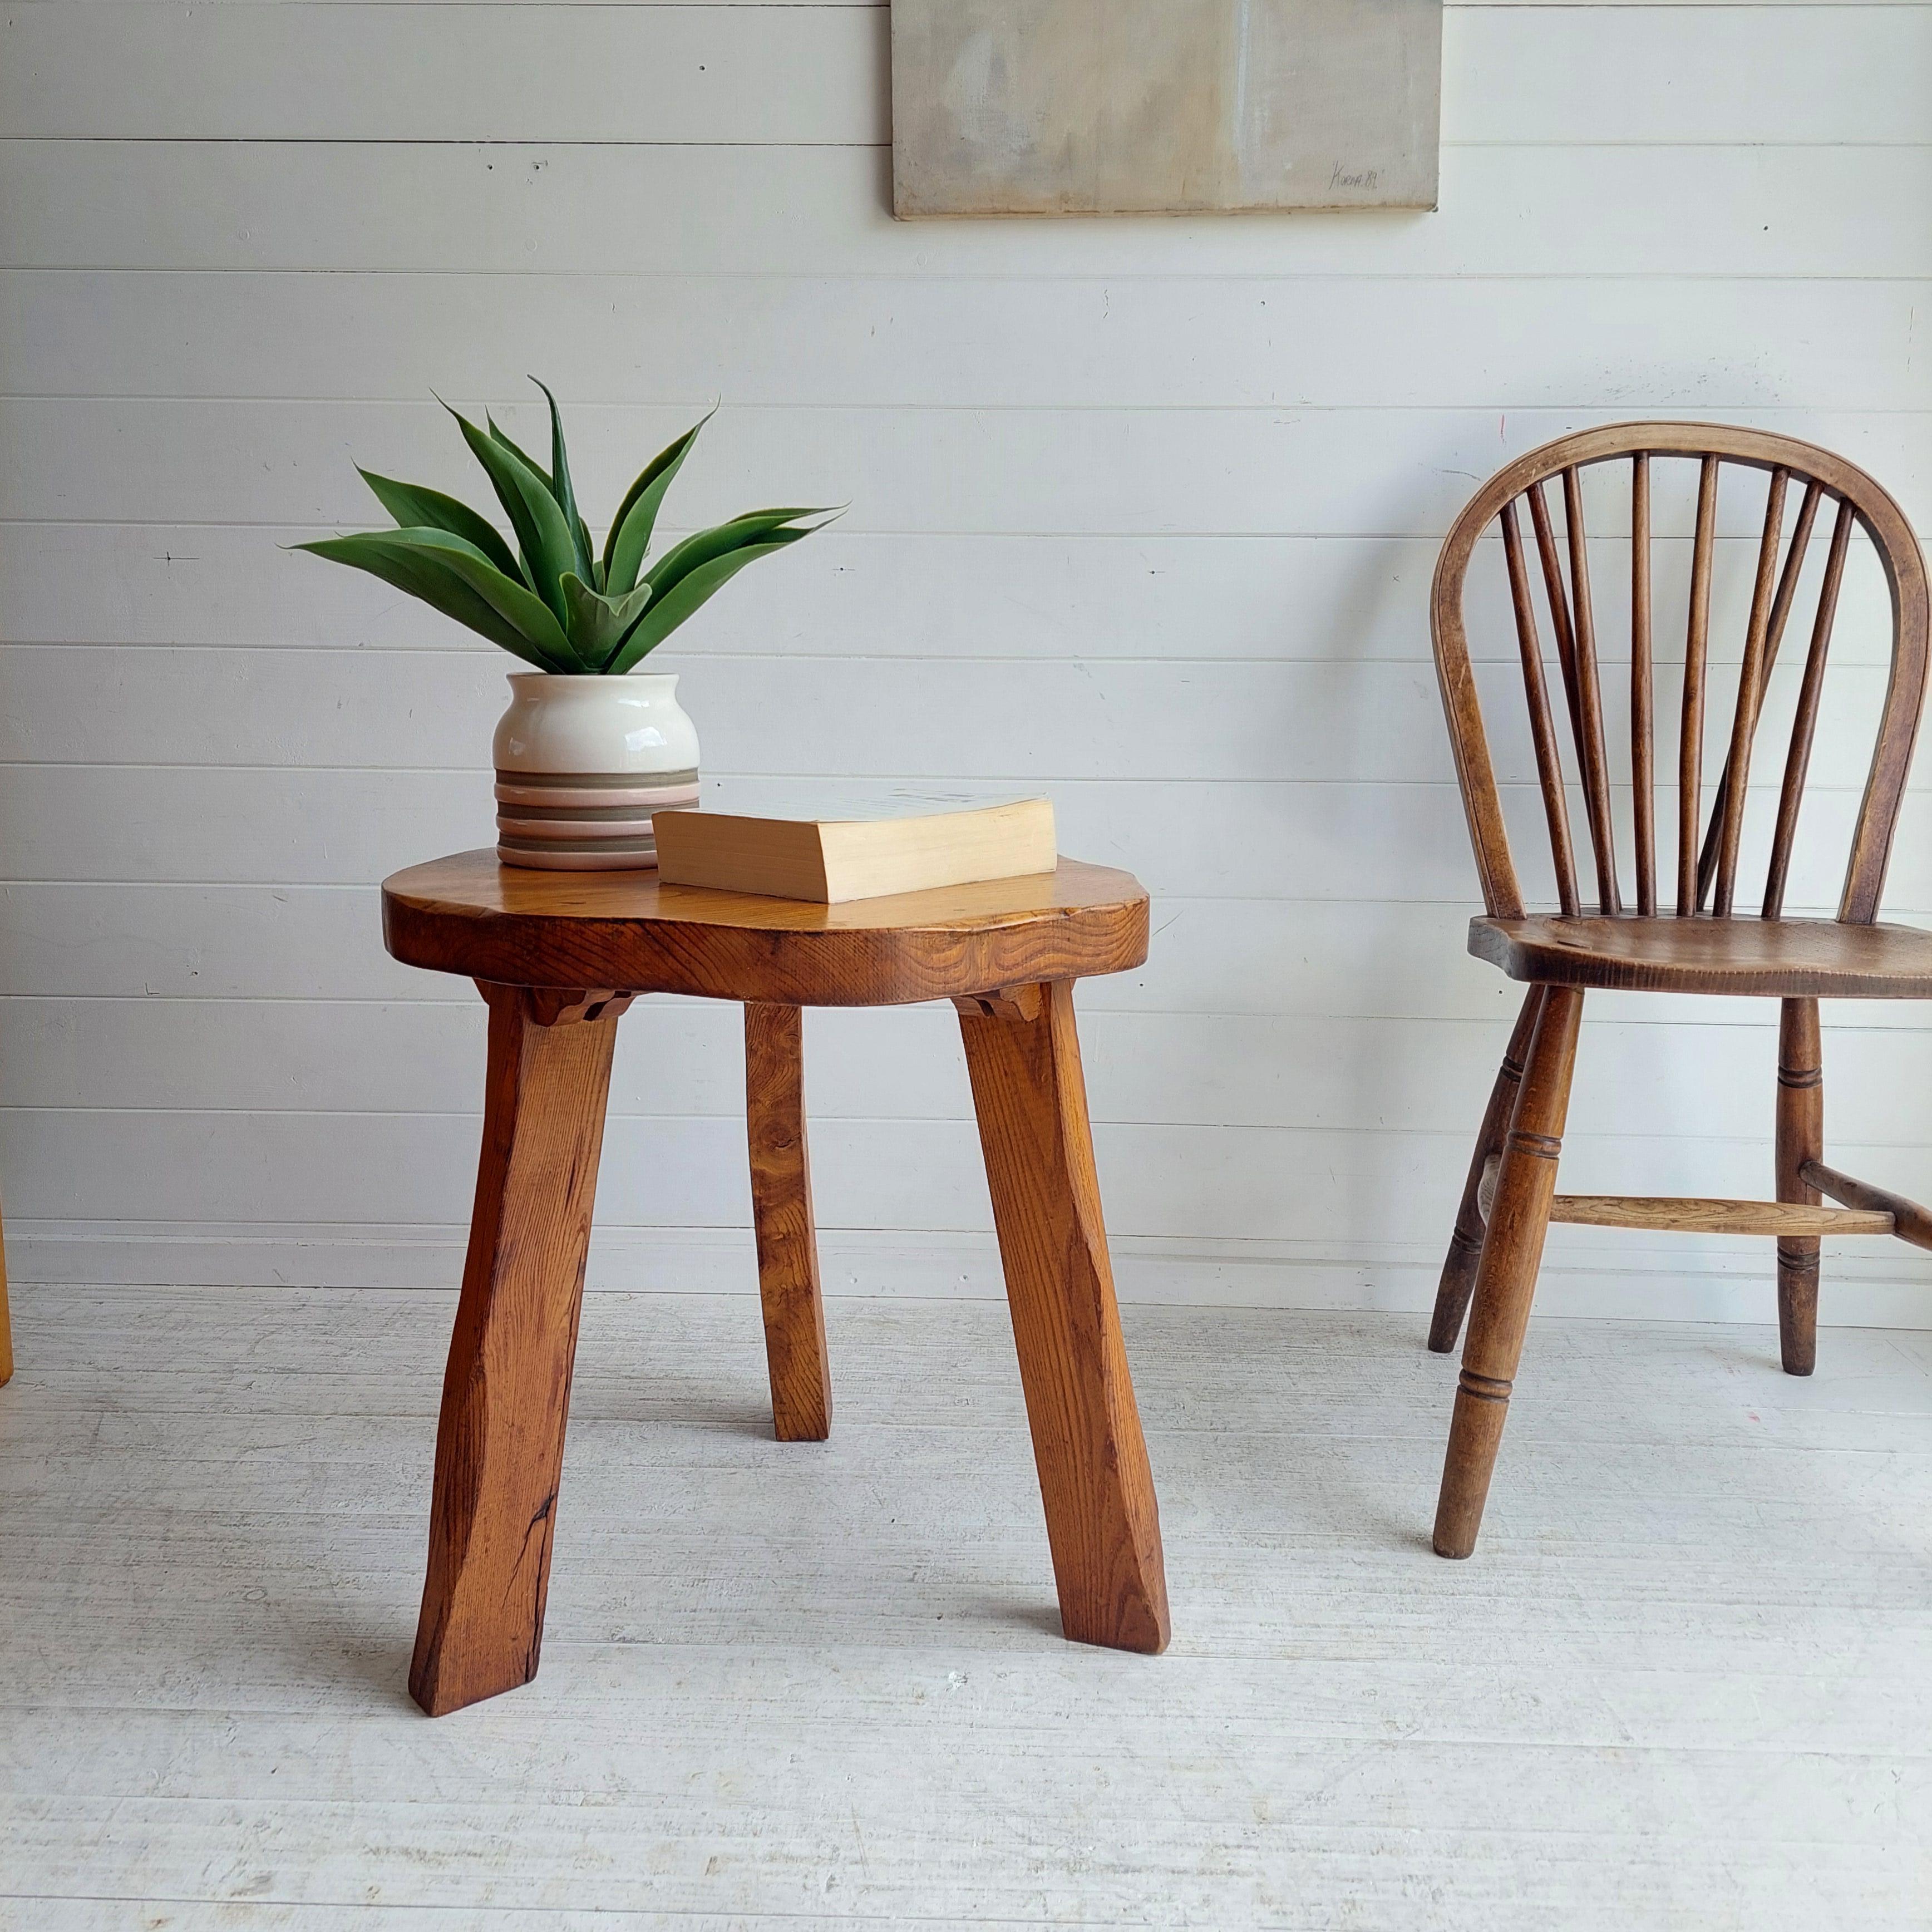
[1431,423,1931,925]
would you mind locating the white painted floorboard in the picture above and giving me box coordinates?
[3,1285,1931,1928]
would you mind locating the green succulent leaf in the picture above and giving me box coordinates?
[355,467,519,580]
[531,378,598,589]
[292,527,573,671]
[485,412,550,488]
[607,531,816,676]
[446,402,580,626]
[643,506,837,603]
[560,573,655,672]
[602,407,716,597]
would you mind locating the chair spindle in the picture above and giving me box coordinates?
[1526,480,1586,771]
[1763,497,1854,918]
[1561,466,1620,912]
[1500,500,1580,916]
[1678,457,1720,914]
[1708,467,1790,914]
[1631,454,1655,913]
[1696,479,1825,905]
[1766,481,1825,666]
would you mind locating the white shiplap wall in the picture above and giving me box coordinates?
[4,0,1931,1322]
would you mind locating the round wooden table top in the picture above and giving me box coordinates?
[382,849,1151,1006]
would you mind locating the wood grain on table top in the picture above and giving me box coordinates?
[382,850,1150,1006]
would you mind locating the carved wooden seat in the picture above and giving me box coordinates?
[1471,911,1932,998]
[1428,422,1932,1559]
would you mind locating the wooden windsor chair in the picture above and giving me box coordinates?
[1427,422,1932,1559]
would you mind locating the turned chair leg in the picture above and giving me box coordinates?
[410,983,629,1718]
[1429,987,1544,1354]
[1433,984,1583,1560]
[745,1003,832,1441]
[957,980,1171,1655]
[1776,997,1824,1377]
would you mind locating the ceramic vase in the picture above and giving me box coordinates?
[492,673,701,871]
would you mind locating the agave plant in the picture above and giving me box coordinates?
[297,383,833,674]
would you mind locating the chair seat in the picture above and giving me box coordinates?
[1470,913,1932,998]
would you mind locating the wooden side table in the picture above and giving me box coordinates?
[382,850,1171,1715]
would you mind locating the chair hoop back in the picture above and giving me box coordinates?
[1431,422,1930,924]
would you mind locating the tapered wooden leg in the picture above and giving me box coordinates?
[1776,997,1823,1378]
[1429,988,1544,1354]
[409,982,629,1718]
[1433,985,1583,1560]
[746,1002,832,1442]
[957,979,1170,1655]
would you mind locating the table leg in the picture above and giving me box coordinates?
[409,983,630,1717]
[956,980,1170,1655]
[745,1002,832,1441]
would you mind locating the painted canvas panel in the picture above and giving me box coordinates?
[891,0,1441,215]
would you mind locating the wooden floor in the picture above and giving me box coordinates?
[3,1286,1930,1929]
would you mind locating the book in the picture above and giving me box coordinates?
[651,798,1057,904]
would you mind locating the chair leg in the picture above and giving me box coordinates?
[1776,997,1823,1377]
[1428,988,1544,1354]
[745,1002,832,1442]
[957,979,1170,1655]
[409,983,627,1717]
[1433,984,1583,1560]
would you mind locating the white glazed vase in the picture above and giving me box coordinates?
[492,672,701,871]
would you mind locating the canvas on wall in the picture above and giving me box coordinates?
[891,0,1442,216]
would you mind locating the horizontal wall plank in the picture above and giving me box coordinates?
[5,5,1927,144]
[4,145,1925,280]
[7,883,1929,1034]
[4,1106,1929,1248]
[7,997,1932,1146]
[1447,6,1932,144]
[7,400,1926,536]
[0,526,1901,671]
[7,273,1927,413]
[0,4,883,144]
[88,0,891,7]
[0,647,1461,781]
[106,0,890,6]
[0,766,1924,914]
[0,647,1909,803]
[70,1,1932,11]
[0,883,1509,1017]
[75,1,1929,11]
[1463,0,1931,7]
